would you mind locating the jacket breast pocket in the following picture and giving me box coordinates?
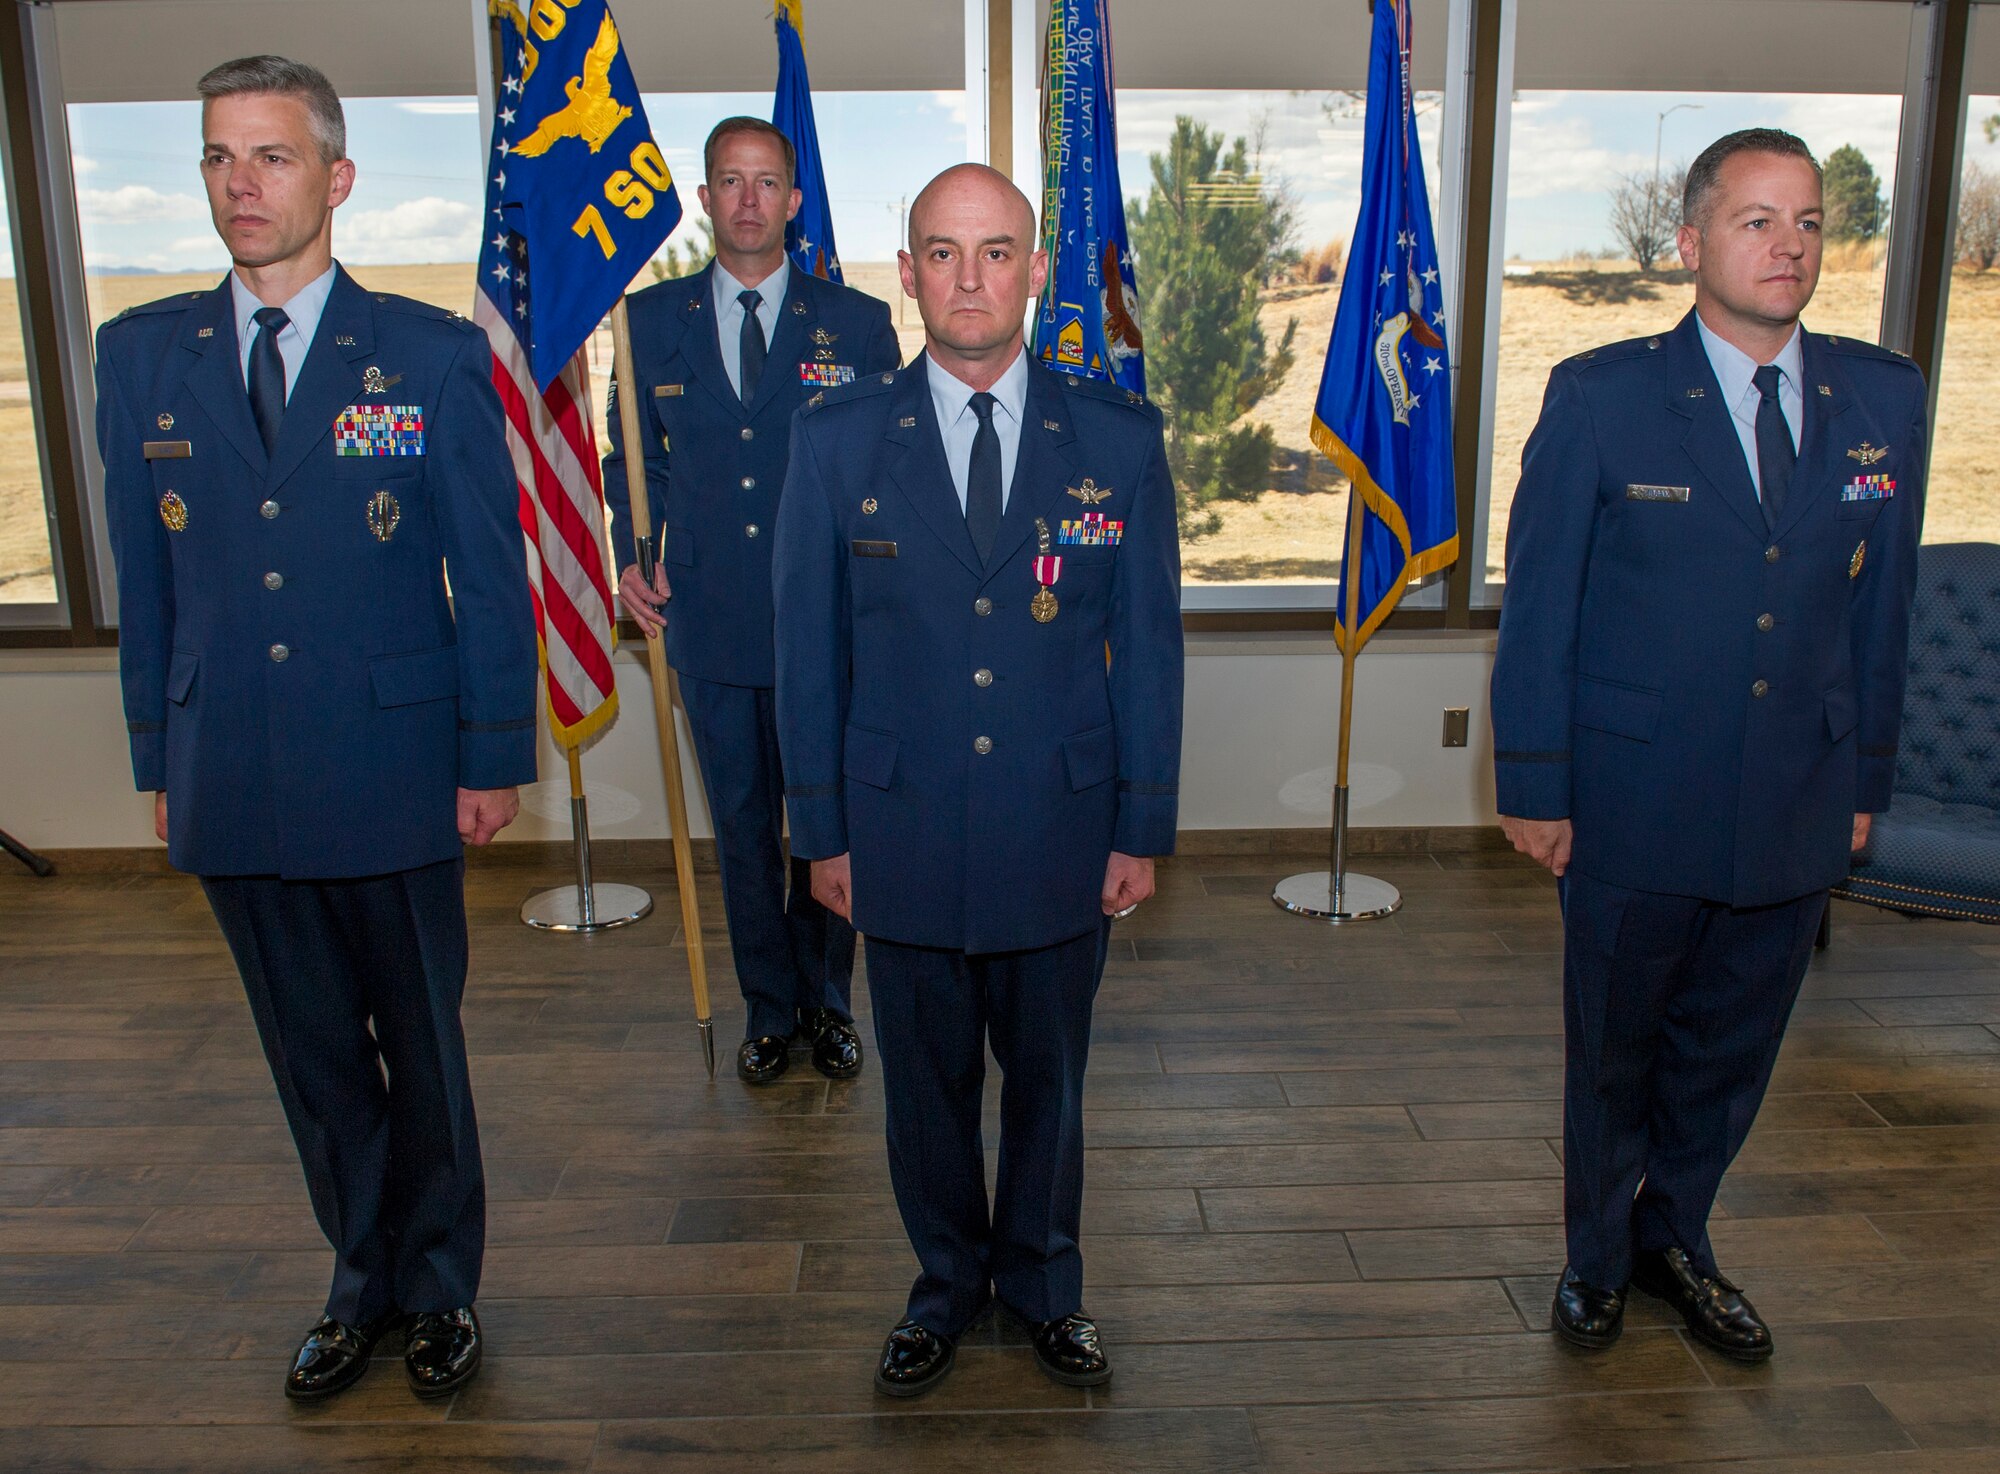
[1573,674,1663,743]
[843,723,899,790]
[1063,723,1116,791]
[1835,495,1888,521]
[370,646,460,708]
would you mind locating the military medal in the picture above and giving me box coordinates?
[158,491,188,532]
[1031,517,1061,623]
[366,489,402,543]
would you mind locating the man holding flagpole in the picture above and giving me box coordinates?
[609,115,899,1085]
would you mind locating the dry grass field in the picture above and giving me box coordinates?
[5,256,1997,603]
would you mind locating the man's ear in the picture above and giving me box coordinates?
[328,157,356,209]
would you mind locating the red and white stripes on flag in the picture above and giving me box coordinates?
[475,295,619,749]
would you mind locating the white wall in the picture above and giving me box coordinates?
[0,633,1499,853]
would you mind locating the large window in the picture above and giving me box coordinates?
[0,161,58,606]
[1480,0,1913,598]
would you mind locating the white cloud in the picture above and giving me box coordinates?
[76,184,207,224]
[398,100,478,116]
[1505,113,1645,202]
[72,154,101,175]
[339,195,481,264]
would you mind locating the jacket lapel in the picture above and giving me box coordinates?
[676,264,737,415]
[1664,311,1767,541]
[886,354,982,576]
[177,278,265,476]
[266,267,375,492]
[983,364,1082,577]
[748,269,814,418]
[1771,329,1854,544]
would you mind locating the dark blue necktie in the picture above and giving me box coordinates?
[247,305,290,455]
[967,391,1002,562]
[737,289,765,403]
[1752,363,1793,529]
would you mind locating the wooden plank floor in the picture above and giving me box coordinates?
[3,847,1999,1472]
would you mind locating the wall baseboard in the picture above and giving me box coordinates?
[11,826,1511,879]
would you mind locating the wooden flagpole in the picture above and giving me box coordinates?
[609,297,716,1077]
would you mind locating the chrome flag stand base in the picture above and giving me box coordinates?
[1273,785,1402,924]
[522,781,653,932]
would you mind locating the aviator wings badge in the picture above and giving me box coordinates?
[1847,441,1890,467]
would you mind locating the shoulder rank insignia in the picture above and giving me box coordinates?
[361,366,403,396]
[1847,441,1889,466]
[158,491,188,532]
[1067,477,1113,506]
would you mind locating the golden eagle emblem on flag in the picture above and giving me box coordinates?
[513,15,632,156]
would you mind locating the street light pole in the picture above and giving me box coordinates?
[1653,102,1702,266]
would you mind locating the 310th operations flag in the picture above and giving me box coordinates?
[478,0,680,747]
[1312,0,1458,651]
[1032,0,1144,395]
[771,0,842,281]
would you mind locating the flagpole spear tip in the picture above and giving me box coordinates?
[699,1018,716,1078]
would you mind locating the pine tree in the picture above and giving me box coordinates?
[1128,118,1298,538]
[1822,145,1884,243]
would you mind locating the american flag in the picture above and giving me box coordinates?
[473,32,619,749]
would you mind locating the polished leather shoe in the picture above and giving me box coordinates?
[284,1311,400,1400]
[1029,1311,1112,1386]
[736,1034,791,1084]
[1551,1265,1625,1349]
[875,1318,954,1397]
[805,1009,863,1080]
[405,1306,483,1397]
[1631,1247,1773,1362]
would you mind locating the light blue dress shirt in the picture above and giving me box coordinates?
[712,257,790,400]
[928,346,1029,514]
[1695,313,1803,501]
[231,261,336,401]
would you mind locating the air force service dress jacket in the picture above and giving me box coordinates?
[774,355,1185,954]
[604,262,900,688]
[1491,310,1926,907]
[98,267,539,878]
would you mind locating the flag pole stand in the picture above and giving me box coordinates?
[521,746,653,932]
[1275,488,1402,923]
[609,297,716,1079]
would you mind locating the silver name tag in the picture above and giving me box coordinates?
[1626,483,1690,502]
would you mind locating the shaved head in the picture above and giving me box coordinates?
[909,163,1036,251]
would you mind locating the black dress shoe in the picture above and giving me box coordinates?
[875,1318,954,1397]
[1631,1247,1773,1362]
[1551,1265,1625,1349]
[805,1008,863,1080]
[1029,1311,1111,1386]
[736,1034,791,1084]
[405,1306,482,1397]
[284,1311,400,1400]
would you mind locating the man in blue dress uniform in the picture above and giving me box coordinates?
[774,164,1184,1395]
[98,58,537,1400]
[1492,129,1925,1362]
[609,117,900,1086]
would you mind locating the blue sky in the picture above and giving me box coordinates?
[16,86,2000,282]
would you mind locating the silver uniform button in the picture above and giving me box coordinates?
[269,643,290,663]
[745,523,760,538]
[1756,613,1774,632]
[740,476,756,491]
[973,669,993,687]
[1751,679,1769,698]
[973,735,993,755]
[264,571,283,591]
[260,499,280,519]
[1765,545,1780,563]
[740,426,754,441]
[974,597,993,616]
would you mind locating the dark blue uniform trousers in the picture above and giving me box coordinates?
[678,672,855,1040]
[865,922,1106,1339]
[201,858,484,1325]
[1560,870,1824,1290]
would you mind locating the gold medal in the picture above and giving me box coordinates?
[1031,587,1059,623]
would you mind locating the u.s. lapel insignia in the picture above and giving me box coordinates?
[1850,540,1866,579]
[1684,388,1703,400]
[158,491,188,532]
[898,415,916,428]
[196,327,214,339]
[862,497,878,515]
[1066,477,1113,506]
[366,489,402,543]
[1847,441,1889,466]
[361,366,403,396]
[1043,418,1061,432]
[335,334,356,347]
[156,413,175,432]
[1818,384,1833,397]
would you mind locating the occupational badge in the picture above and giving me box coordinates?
[157,491,188,532]
[1850,541,1866,580]
[360,366,403,396]
[1846,441,1890,466]
[1066,477,1113,506]
[1031,518,1062,624]
[366,490,402,543]
[156,413,174,432]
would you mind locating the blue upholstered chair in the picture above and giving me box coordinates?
[1831,542,2000,926]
